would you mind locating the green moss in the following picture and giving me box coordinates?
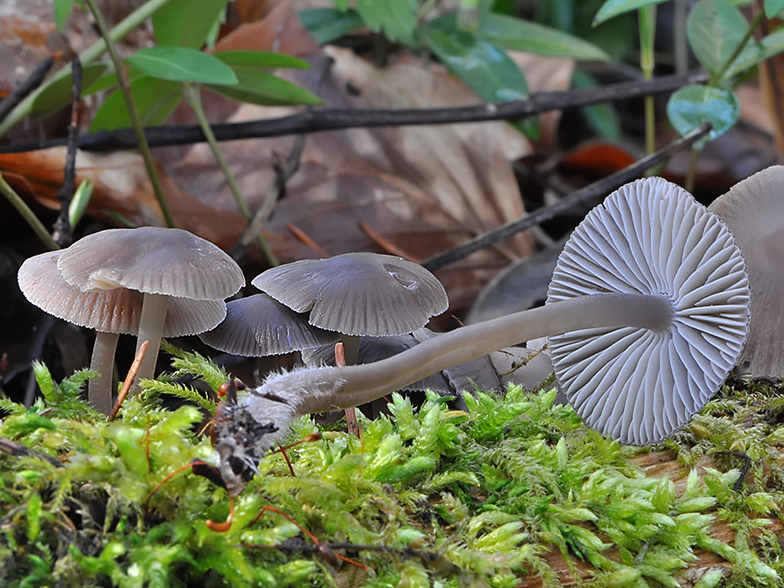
[1,356,783,587]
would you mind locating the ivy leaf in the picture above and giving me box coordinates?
[30,63,108,119]
[205,69,322,106]
[667,84,739,150]
[593,0,669,26]
[724,26,784,79]
[89,75,182,132]
[152,0,229,48]
[356,0,417,43]
[687,0,753,77]
[213,50,310,70]
[298,8,365,45]
[765,0,784,18]
[126,46,238,85]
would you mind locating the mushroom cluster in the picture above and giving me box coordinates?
[212,176,751,492]
[18,227,244,413]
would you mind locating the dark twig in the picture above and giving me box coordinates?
[52,57,82,248]
[714,450,752,492]
[421,121,713,271]
[0,71,709,154]
[0,436,63,468]
[0,56,54,124]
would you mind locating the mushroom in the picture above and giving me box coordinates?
[18,250,229,413]
[250,252,449,364]
[708,165,784,377]
[19,227,244,411]
[199,293,341,380]
[212,178,750,491]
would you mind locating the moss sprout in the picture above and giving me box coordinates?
[1,350,783,587]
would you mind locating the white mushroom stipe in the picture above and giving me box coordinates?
[548,177,750,445]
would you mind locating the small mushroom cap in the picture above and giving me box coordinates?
[708,166,784,376]
[252,252,448,336]
[18,250,227,336]
[57,227,245,299]
[199,293,341,356]
[547,177,750,446]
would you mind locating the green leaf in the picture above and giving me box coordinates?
[54,0,75,31]
[126,46,237,84]
[687,0,753,76]
[593,0,670,25]
[30,63,108,119]
[213,50,310,70]
[205,69,321,106]
[724,26,784,79]
[89,75,182,132]
[473,13,610,60]
[298,8,365,45]
[765,0,784,19]
[667,84,739,149]
[152,0,229,48]
[420,26,529,103]
[356,0,417,43]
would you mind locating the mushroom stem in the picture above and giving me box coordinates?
[132,293,169,390]
[88,331,120,414]
[256,292,673,415]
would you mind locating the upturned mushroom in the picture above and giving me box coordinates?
[708,165,784,377]
[19,227,244,411]
[212,178,750,492]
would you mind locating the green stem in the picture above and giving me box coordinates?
[0,0,176,138]
[639,5,657,157]
[711,10,765,86]
[82,0,176,229]
[0,175,59,251]
[182,84,278,266]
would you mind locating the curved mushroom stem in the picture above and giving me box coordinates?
[88,331,120,414]
[132,293,169,392]
[254,292,674,415]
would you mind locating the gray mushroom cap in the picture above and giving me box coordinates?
[200,293,341,356]
[708,166,784,377]
[18,250,227,336]
[57,227,244,300]
[547,177,750,446]
[251,252,448,336]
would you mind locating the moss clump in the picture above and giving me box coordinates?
[1,350,782,587]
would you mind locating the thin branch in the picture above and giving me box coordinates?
[421,121,713,271]
[0,71,709,154]
[52,57,82,248]
[0,436,63,468]
[0,56,53,124]
[0,174,59,251]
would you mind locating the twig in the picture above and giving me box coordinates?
[0,71,710,154]
[0,173,59,251]
[0,436,63,468]
[108,339,148,422]
[0,56,54,124]
[230,135,304,263]
[358,221,420,262]
[52,57,82,248]
[421,121,713,271]
[286,223,331,257]
[82,0,176,228]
